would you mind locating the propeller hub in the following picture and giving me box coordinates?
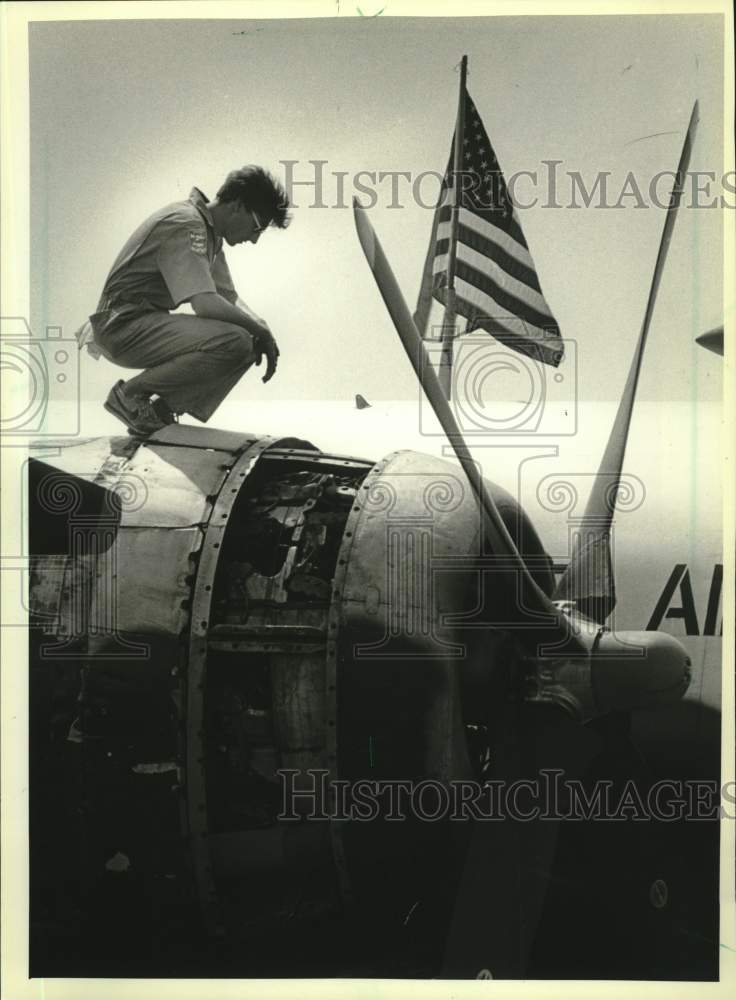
[591,629,692,715]
[525,608,692,723]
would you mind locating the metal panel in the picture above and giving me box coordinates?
[270,648,329,784]
[209,623,326,654]
[30,436,104,453]
[262,451,372,471]
[329,450,477,881]
[28,436,138,482]
[186,436,276,936]
[147,424,259,452]
[120,443,233,528]
[271,651,327,775]
[28,555,67,627]
[55,537,104,648]
[209,640,324,654]
[339,450,480,651]
[209,623,326,640]
[88,526,202,637]
[324,453,392,902]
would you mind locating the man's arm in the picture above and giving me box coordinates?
[190,292,280,383]
[211,248,239,304]
[190,291,266,336]
[210,251,267,330]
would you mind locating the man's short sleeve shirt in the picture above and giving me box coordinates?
[97,188,227,313]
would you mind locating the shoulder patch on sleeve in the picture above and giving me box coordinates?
[189,229,208,255]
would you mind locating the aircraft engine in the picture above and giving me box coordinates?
[28,424,545,965]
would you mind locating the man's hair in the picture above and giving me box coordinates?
[217,166,291,229]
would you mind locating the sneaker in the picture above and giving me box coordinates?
[151,396,178,425]
[104,380,165,437]
[130,396,169,436]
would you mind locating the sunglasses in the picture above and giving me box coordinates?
[251,209,267,235]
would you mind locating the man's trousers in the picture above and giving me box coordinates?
[97,311,256,422]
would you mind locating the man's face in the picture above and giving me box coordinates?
[223,203,268,247]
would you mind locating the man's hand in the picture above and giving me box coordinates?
[253,328,280,383]
[190,292,280,382]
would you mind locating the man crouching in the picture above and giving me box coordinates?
[78,166,289,436]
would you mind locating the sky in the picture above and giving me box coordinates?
[27,10,726,410]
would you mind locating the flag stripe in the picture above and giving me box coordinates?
[437,257,559,333]
[435,224,541,294]
[452,278,550,339]
[438,202,529,254]
[434,240,550,314]
[434,285,564,367]
[455,241,552,318]
[433,249,552,326]
[437,219,542,294]
[436,213,536,273]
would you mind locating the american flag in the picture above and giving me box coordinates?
[425,90,564,367]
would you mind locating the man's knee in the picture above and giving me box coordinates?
[200,321,255,369]
[223,327,255,365]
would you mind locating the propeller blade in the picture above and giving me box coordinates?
[554,100,700,622]
[441,705,604,978]
[352,197,692,978]
[353,198,582,653]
